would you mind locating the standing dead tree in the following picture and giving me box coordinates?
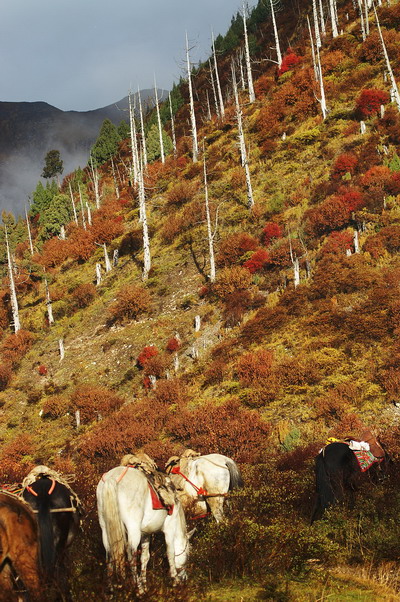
[186,32,199,161]
[232,62,254,210]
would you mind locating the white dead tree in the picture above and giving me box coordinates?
[110,157,120,199]
[69,183,79,226]
[211,29,225,117]
[129,91,139,185]
[205,90,212,121]
[185,32,199,162]
[78,185,87,230]
[44,278,54,325]
[316,45,328,119]
[329,0,339,37]
[242,2,256,102]
[313,0,322,48]
[358,0,367,41]
[307,16,319,81]
[269,0,283,69]
[138,160,151,280]
[168,92,177,157]
[59,225,66,240]
[86,202,92,227]
[319,0,326,36]
[203,146,216,282]
[4,225,20,332]
[25,207,34,255]
[96,263,102,286]
[364,0,370,37]
[89,155,101,209]
[232,62,254,210]
[137,88,148,167]
[209,59,221,119]
[103,244,112,273]
[154,77,165,164]
[374,4,400,111]
[59,338,65,361]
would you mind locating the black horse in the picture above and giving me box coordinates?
[310,442,385,524]
[22,474,81,580]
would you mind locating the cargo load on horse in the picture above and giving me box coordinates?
[165,449,243,522]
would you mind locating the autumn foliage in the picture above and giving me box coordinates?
[355,88,390,118]
[108,285,151,322]
[70,385,124,424]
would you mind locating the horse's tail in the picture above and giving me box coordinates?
[100,478,126,576]
[36,490,56,576]
[311,452,336,524]
[226,459,244,491]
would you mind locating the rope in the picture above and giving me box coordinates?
[170,467,208,496]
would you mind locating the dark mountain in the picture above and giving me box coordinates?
[0,89,165,215]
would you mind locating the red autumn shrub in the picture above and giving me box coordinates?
[108,285,151,323]
[153,378,189,406]
[263,222,283,246]
[204,359,229,385]
[321,50,346,73]
[137,345,158,369]
[222,289,254,327]
[0,434,36,482]
[216,232,258,267]
[166,398,271,463]
[364,225,400,257]
[143,353,170,378]
[70,385,124,424]
[39,237,69,268]
[71,283,97,309]
[1,330,34,368]
[42,395,70,419]
[213,266,253,300]
[236,349,274,387]
[160,215,185,243]
[90,215,124,244]
[37,365,47,376]
[355,88,390,118]
[67,226,96,262]
[166,336,181,352]
[268,239,303,268]
[241,306,288,345]
[278,49,302,76]
[305,195,353,236]
[0,363,12,391]
[332,153,358,179]
[254,74,274,97]
[243,248,269,273]
[319,231,354,257]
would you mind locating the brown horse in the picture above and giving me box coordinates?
[0,491,40,601]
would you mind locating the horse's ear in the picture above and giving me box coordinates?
[187,527,196,540]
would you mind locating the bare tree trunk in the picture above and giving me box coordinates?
[206,90,212,121]
[79,185,87,230]
[242,2,256,101]
[96,263,102,286]
[59,225,66,240]
[186,32,199,162]
[364,0,370,36]
[232,63,254,210]
[307,16,319,81]
[203,149,216,282]
[209,59,220,119]
[316,46,328,119]
[103,244,112,272]
[111,157,120,199]
[212,30,225,117]
[374,5,400,111]
[129,92,139,184]
[86,202,92,227]
[89,155,101,208]
[329,0,339,37]
[138,161,151,280]
[319,0,326,36]
[137,88,148,167]
[44,277,54,325]
[313,0,322,47]
[69,183,79,226]
[269,0,283,68]
[59,339,65,361]
[358,0,367,41]
[4,225,20,332]
[168,92,177,157]
[25,206,34,255]
[154,77,165,164]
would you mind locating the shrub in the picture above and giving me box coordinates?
[319,231,354,257]
[71,283,97,309]
[42,395,70,419]
[0,434,36,483]
[222,289,254,327]
[37,365,47,376]
[153,378,189,405]
[137,345,159,368]
[204,359,229,385]
[90,214,124,244]
[277,49,302,76]
[39,237,69,268]
[0,363,12,391]
[160,215,185,243]
[216,232,258,267]
[143,353,170,379]
[1,330,34,368]
[213,266,253,299]
[332,153,358,179]
[108,285,151,323]
[70,385,124,424]
[166,336,181,352]
[166,181,198,207]
[263,222,283,246]
[355,88,390,118]
[67,226,96,262]
[241,306,288,344]
[243,248,269,273]
[236,349,274,387]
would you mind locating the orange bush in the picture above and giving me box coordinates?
[0,363,12,391]
[70,385,125,424]
[39,237,69,268]
[332,153,358,179]
[108,285,151,323]
[216,232,258,267]
[153,378,190,406]
[67,226,96,262]
[71,283,97,309]
[1,330,34,368]
[91,215,124,244]
[236,349,274,387]
[137,345,159,368]
[42,395,70,419]
[166,181,198,207]
[213,266,253,299]
[355,88,390,118]
[0,434,36,483]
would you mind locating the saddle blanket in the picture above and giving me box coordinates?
[353,450,383,472]
[148,482,173,515]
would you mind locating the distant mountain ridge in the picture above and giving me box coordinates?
[0,89,165,215]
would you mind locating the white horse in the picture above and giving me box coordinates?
[96,465,191,594]
[165,453,243,522]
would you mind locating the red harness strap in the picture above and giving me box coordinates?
[26,478,56,497]
[170,466,208,496]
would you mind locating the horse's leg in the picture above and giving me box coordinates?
[125,528,141,591]
[137,535,150,594]
[206,497,224,522]
[163,528,179,585]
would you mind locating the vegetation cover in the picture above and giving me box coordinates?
[1,0,400,598]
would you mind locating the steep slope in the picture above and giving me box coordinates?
[1,0,400,598]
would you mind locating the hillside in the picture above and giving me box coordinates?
[1,0,400,599]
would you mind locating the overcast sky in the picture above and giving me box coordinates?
[0,0,252,112]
